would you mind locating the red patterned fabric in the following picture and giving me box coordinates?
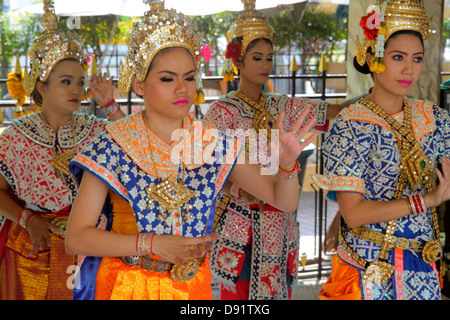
[0,112,107,300]
[206,92,328,299]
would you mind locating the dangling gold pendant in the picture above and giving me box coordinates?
[400,142,432,190]
[50,150,75,176]
[145,175,195,213]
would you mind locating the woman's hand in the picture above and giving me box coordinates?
[151,234,220,266]
[275,108,319,168]
[89,72,115,108]
[425,157,450,208]
[25,215,63,256]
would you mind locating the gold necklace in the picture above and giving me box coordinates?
[234,91,275,155]
[234,90,275,131]
[41,113,77,177]
[142,112,195,223]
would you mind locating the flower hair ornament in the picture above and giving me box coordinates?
[355,0,437,74]
[223,0,275,82]
[7,57,32,118]
[23,0,87,95]
[118,0,209,105]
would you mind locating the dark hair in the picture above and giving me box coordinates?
[232,37,273,62]
[353,30,424,75]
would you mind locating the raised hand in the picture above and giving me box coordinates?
[89,72,115,108]
[274,108,319,168]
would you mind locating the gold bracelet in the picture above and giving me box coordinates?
[406,198,413,214]
[279,161,297,172]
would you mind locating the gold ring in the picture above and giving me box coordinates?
[190,245,194,252]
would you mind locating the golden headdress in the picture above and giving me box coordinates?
[23,0,87,94]
[223,0,276,81]
[355,0,437,73]
[118,0,207,103]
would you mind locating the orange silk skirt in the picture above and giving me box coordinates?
[94,255,213,300]
[318,255,362,300]
[94,192,213,300]
[0,219,76,300]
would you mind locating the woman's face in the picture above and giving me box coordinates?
[236,39,274,88]
[37,59,85,114]
[372,33,424,97]
[133,47,196,121]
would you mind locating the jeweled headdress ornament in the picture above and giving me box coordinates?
[118,0,208,103]
[223,0,276,81]
[355,0,437,73]
[23,0,87,94]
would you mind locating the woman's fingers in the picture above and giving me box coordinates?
[186,234,220,258]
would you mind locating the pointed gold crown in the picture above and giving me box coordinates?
[23,0,87,94]
[118,0,203,96]
[228,0,275,59]
[355,0,437,71]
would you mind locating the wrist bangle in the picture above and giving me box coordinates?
[108,103,120,117]
[136,233,154,256]
[279,161,297,172]
[100,99,115,110]
[101,99,120,116]
[406,198,413,214]
[278,161,300,179]
[407,194,426,215]
[18,208,35,229]
[230,184,241,198]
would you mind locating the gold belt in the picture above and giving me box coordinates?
[40,216,68,236]
[341,222,443,284]
[346,224,423,253]
[120,255,206,282]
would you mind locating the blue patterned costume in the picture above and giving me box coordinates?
[313,97,450,300]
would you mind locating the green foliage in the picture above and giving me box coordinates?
[0,11,42,59]
[269,6,347,69]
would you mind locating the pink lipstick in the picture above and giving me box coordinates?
[398,79,412,87]
[173,98,190,106]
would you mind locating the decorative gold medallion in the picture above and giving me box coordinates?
[170,257,204,282]
[422,239,443,264]
[145,175,195,213]
[50,150,75,176]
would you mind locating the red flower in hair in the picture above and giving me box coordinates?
[225,42,242,60]
[359,11,380,41]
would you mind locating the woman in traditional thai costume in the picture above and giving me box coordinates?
[312,0,450,300]
[0,0,124,300]
[65,0,318,300]
[204,0,358,300]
